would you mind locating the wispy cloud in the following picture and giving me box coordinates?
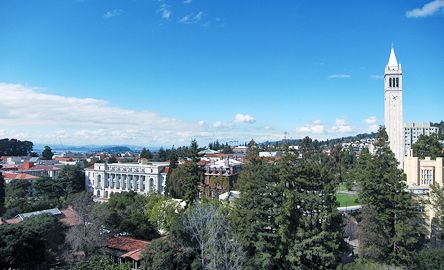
[371,74,383,80]
[233,114,256,124]
[328,119,353,134]
[179,11,204,24]
[184,0,193,4]
[406,0,444,18]
[364,116,377,124]
[0,83,282,146]
[328,74,351,79]
[364,116,379,132]
[158,3,172,20]
[103,9,123,19]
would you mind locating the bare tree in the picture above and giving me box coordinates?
[65,192,109,262]
[184,202,245,270]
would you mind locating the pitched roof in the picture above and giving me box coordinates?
[3,172,40,180]
[387,47,398,67]
[107,236,149,252]
[120,248,144,261]
[16,208,62,220]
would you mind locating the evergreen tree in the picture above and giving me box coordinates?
[276,152,343,269]
[0,170,4,216]
[357,127,426,267]
[231,159,281,269]
[430,183,444,246]
[140,147,153,160]
[41,146,54,160]
[412,134,443,159]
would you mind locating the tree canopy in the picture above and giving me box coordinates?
[412,134,443,159]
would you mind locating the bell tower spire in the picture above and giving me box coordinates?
[384,47,404,167]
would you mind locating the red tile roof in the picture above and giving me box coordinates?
[3,172,40,180]
[107,237,149,252]
[120,248,144,261]
[0,217,21,224]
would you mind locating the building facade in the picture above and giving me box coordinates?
[404,122,439,155]
[404,150,444,188]
[384,47,404,167]
[84,160,169,200]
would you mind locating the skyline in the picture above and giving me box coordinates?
[0,0,443,147]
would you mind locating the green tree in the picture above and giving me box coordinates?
[0,138,33,156]
[145,193,178,232]
[414,247,444,270]
[0,170,5,216]
[101,191,158,240]
[4,180,32,215]
[141,238,195,270]
[231,158,281,269]
[412,134,443,159]
[430,183,444,245]
[57,164,85,195]
[276,153,343,269]
[0,215,66,269]
[358,205,389,260]
[140,147,153,160]
[72,255,131,270]
[357,127,427,267]
[41,145,54,160]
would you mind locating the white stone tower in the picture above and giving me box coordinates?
[384,47,404,167]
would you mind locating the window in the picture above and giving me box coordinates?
[396,77,399,87]
[389,78,392,87]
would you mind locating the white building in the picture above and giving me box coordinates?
[404,122,439,155]
[84,160,169,199]
[384,47,404,166]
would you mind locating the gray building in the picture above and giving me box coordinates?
[404,122,439,155]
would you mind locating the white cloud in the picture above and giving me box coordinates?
[367,124,380,133]
[213,121,223,128]
[158,4,171,19]
[103,9,123,19]
[197,120,205,127]
[365,116,377,124]
[328,74,351,79]
[179,11,204,24]
[371,75,383,80]
[296,120,325,135]
[184,0,192,3]
[233,113,256,124]
[329,119,353,134]
[406,0,444,18]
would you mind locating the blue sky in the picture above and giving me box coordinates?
[0,0,443,147]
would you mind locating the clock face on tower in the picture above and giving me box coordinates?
[392,95,398,100]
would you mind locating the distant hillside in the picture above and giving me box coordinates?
[100,146,133,153]
[261,132,377,148]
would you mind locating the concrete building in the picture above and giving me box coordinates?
[404,122,439,155]
[384,47,404,167]
[404,150,443,188]
[84,160,169,200]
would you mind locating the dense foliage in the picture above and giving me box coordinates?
[355,128,426,267]
[0,215,66,269]
[412,134,443,159]
[0,171,5,216]
[0,138,34,156]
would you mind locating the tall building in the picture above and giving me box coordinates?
[404,122,439,155]
[384,47,404,166]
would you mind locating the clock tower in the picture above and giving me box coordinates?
[384,47,404,167]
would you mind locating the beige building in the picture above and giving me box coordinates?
[404,150,444,229]
[404,150,444,188]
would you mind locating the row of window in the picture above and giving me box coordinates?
[389,77,399,87]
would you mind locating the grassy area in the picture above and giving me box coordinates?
[337,183,348,192]
[336,193,359,207]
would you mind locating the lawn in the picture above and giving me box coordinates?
[336,193,359,207]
